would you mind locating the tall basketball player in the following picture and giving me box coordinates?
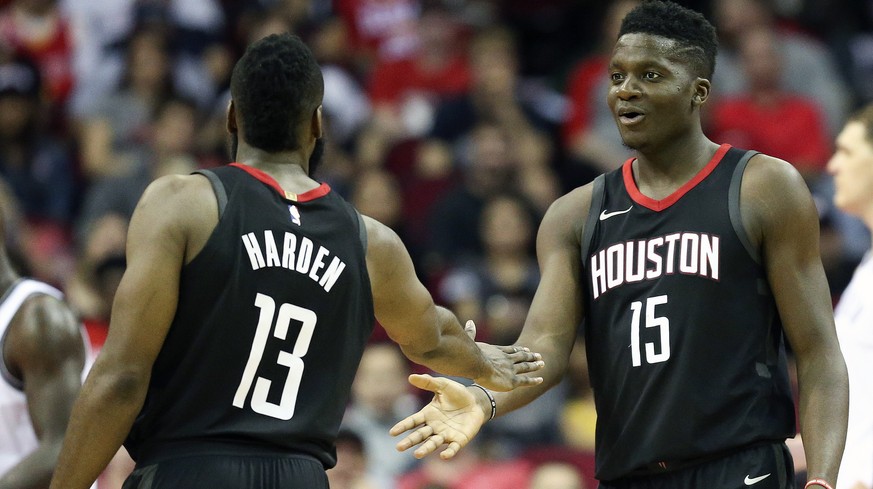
[390,2,848,489]
[49,34,543,489]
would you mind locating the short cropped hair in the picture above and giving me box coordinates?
[618,0,718,79]
[230,34,324,152]
[848,104,873,146]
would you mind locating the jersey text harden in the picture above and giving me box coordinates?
[241,230,346,292]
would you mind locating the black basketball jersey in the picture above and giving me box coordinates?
[580,145,796,481]
[124,164,374,469]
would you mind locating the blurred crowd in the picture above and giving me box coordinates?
[1,0,871,488]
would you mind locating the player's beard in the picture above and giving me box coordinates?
[228,132,239,162]
[308,138,325,177]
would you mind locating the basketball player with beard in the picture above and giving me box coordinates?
[49,34,544,489]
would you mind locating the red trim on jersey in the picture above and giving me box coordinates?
[623,144,731,211]
[296,183,331,202]
[229,163,331,201]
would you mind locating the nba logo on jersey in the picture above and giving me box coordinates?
[288,205,301,226]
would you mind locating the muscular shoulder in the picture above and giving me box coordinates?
[137,174,215,224]
[740,153,817,246]
[361,215,403,265]
[133,174,218,261]
[4,295,84,379]
[540,183,595,246]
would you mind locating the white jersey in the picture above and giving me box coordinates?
[835,252,873,489]
[0,279,91,481]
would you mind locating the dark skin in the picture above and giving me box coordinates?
[49,95,543,489]
[392,33,849,488]
[0,252,86,489]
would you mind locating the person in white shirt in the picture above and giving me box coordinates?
[827,105,873,489]
[0,204,92,488]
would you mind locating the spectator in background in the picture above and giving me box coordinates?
[826,105,873,489]
[438,194,565,454]
[562,0,639,179]
[368,2,470,139]
[711,0,851,136]
[60,0,136,117]
[327,430,379,489]
[558,336,596,454]
[76,96,199,244]
[0,0,74,122]
[62,0,226,118]
[427,123,516,270]
[396,439,532,489]
[528,462,587,489]
[707,25,832,184]
[0,59,75,224]
[0,58,76,285]
[78,26,176,179]
[310,15,372,147]
[429,25,552,146]
[342,343,421,489]
[333,0,420,74]
[438,194,539,346]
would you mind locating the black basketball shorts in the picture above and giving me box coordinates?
[599,442,794,489]
[121,453,329,489]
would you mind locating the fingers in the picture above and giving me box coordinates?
[515,358,545,374]
[440,441,463,460]
[390,412,425,437]
[393,424,434,451]
[464,320,477,340]
[513,374,545,386]
[407,373,450,393]
[413,433,445,459]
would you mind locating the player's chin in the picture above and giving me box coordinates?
[617,131,646,151]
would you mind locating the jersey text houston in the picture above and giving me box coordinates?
[589,232,719,299]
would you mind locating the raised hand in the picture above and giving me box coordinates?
[390,374,485,460]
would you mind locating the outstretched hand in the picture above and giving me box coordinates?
[390,374,484,460]
[465,320,545,392]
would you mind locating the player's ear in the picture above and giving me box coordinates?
[226,99,238,135]
[311,105,323,139]
[692,77,711,107]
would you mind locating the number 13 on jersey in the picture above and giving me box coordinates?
[233,293,317,420]
[630,295,671,367]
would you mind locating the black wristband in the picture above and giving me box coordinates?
[470,383,496,421]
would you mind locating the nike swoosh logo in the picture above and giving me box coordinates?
[744,473,771,485]
[599,206,633,221]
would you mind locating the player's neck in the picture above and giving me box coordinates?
[634,132,719,185]
[234,146,319,193]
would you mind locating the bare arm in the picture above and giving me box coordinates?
[390,186,591,458]
[0,297,86,489]
[50,175,215,489]
[364,216,541,391]
[743,155,848,487]
[486,186,589,415]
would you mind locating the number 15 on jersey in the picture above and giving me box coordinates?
[630,295,671,367]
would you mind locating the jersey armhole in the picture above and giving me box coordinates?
[728,150,762,264]
[194,169,228,219]
[580,174,606,261]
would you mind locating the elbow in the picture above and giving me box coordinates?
[88,364,151,405]
[397,341,440,367]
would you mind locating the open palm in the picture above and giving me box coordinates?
[389,374,486,460]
